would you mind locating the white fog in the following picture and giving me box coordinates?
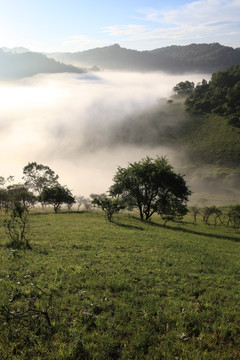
[0,71,210,196]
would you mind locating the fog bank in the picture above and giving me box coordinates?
[0,71,210,196]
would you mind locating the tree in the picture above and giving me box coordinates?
[23,162,59,195]
[75,195,92,211]
[4,202,31,249]
[227,205,240,231]
[91,194,125,222]
[173,81,195,97]
[0,188,10,213]
[202,206,223,226]
[38,185,75,213]
[110,156,191,221]
[7,184,36,209]
[190,205,200,224]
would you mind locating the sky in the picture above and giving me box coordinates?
[0,0,239,52]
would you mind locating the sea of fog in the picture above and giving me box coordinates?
[0,71,211,196]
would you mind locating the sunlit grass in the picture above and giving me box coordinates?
[0,210,240,359]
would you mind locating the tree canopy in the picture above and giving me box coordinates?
[185,65,240,127]
[109,156,191,221]
[38,185,75,213]
[23,162,59,195]
[91,193,125,222]
[173,81,195,97]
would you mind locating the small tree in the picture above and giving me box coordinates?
[38,185,75,213]
[190,205,200,223]
[0,188,10,213]
[4,202,31,249]
[227,205,240,231]
[202,206,223,226]
[92,194,125,222]
[7,184,36,209]
[75,195,92,211]
[110,156,191,221]
[75,195,85,211]
[173,81,195,97]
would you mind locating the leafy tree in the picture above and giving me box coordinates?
[91,194,125,222]
[4,202,31,249]
[227,205,240,231]
[109,156,191,221]
[38,185,75,213]
[173,81,195,97]
[202,206,223,226]
[23,162,59,195]
[7,184,36,209]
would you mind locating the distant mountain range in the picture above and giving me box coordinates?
[0,43,240,80]
[47,43,240,74]
[0,49,85,80]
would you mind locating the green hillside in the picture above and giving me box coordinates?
[178,112,240,166]
[0,211,240,359]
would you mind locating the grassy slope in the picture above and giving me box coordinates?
[167,103,240,203]
[177,112,240,166]
[0,210,240,359]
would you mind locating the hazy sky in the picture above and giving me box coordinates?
[0,0,239,52]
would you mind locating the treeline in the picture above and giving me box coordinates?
[1,158,239,251]
[0,162,75,214]
[185,65,240,127]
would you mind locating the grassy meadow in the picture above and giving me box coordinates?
[0,209,240,359]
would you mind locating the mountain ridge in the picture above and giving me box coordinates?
[0,49,85,80]
[47,43,240,73]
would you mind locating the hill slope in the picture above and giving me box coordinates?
[0,49,85,80]
[47,43,240,73]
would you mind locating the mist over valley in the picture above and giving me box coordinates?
[0,70,214,199]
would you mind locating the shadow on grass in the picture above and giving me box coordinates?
[113,221,145,231]
[131,216,240,242]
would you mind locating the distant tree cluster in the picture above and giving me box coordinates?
[185,65,240,127]
[190,204,240,232]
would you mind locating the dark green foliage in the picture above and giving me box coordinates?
[0,188,10,213]
[38,185,75,213]
[173,81,195,97]
[91,194,125,222]
[4,202,31,249]
[227,205,240,231]
[228,115,240,128]
[110,156,191,221]
[185,65,240,122]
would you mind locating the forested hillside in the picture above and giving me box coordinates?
[48,43,240,73]
[185,65,240,127]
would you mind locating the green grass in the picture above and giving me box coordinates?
[0,210,240,359]
[177,112,240,166]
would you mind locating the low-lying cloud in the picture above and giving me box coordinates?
[0,71,210,196]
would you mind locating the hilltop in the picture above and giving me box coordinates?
[47,43,240,73]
